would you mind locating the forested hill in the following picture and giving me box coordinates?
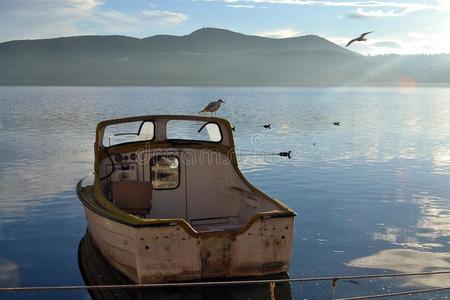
[0,28,449,86]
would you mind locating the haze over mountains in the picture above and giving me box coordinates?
[0,28,449,86]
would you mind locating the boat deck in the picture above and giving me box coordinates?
[189,216,241,232]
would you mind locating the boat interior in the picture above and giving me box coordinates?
[95,116,291,233]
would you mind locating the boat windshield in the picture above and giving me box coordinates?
[166,120,222,142]
[103,121,155,147]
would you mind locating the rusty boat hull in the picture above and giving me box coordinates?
[78,184,294,283]
[78,232,293,300]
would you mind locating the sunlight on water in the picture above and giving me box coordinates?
[1,86,450,299]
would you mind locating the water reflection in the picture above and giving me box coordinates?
[0,258,20,287]
[78,233,292,300]
[432,146,450,175]
[348,249,450,288]
[349,193,450,289]
[369,194,450,249]
[415,195,449,235]
[371,225,443,250]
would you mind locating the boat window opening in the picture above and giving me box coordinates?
[135,121,155,142]
[166,120,222,142]
[103,121,154,147]
[151,156,180,189]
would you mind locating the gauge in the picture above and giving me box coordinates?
[130,153,136,160]
[119,172,129,180]
[114,153,123,162]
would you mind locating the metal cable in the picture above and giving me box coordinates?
[336,286,450,300]
[1,270,450,293]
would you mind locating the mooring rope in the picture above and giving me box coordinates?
[1,270,450,293]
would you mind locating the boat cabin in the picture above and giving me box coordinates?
[94,115,293,232]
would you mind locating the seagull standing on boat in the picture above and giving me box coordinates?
[199,99,225,117]
[346,31,374,47]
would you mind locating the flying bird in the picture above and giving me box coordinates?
[199,99,225,116]
[346,31,374,47]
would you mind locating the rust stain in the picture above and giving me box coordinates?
[200,233,233,277]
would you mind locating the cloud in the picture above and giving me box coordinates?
[226,4,255,8]
[344,1,443,18]
[81,9,188,35]
[140,10,189,25]
[91,10,140,26]
[214,0,448,15]
[346,8,404,18]
[436,0,450,12]
[407,32,428,39]
[372,41,402,48]
[0,0,102,41]
[223,0,425,8]
[213,0,450,19]
[0,1,188,42]
[256,28,301,38]
[405,31,450,54]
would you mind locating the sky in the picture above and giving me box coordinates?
[0,0,449,55]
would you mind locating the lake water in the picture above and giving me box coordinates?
[1,86,450,299]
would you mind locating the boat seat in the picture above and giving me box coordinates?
[111,181,152,216]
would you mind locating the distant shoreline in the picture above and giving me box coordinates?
[2,29,449,89]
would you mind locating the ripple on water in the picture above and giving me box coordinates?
[1,87,450,299]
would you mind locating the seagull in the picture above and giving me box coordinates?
[346,31,374,47]
[199,99,225,117]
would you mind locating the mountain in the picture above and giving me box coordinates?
[142,28,353,54]
[0,28,449,86]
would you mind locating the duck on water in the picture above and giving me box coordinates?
[77,114,296,284]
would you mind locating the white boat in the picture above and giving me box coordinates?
[77,115,296,283]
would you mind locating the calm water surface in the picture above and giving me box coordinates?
[1,86,450,299]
